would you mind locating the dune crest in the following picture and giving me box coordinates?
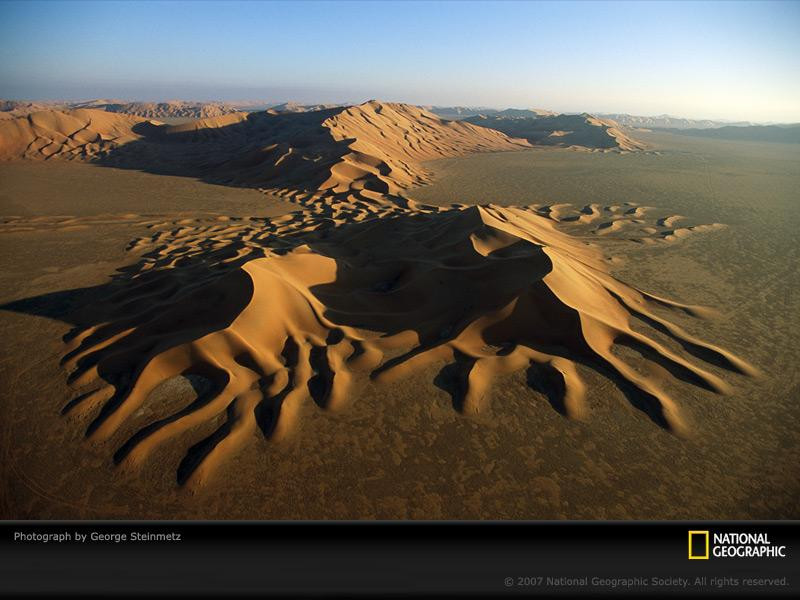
[465,112,646,151]
[1,101,754,488]
[0,109,147,160]
[61,198,755,488]
[320,101,531,194]
[0,103,529,195]
[77,100,240,119]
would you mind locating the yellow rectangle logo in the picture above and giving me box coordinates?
[689,530,710,559]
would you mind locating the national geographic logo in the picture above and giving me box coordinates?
[688,531,710,560]
[689,530,788,559]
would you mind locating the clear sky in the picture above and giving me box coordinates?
[1,0,798,122]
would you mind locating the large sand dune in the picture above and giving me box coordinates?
[465,113,646,151]
[56,198,755,489]
[0,99,66,120]
[0,102,529,194]
[76,100,240,119]
[0,109,147,160]
[266,102,345,113]
[1,102,755,488]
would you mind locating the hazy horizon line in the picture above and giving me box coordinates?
[2,95,796,126]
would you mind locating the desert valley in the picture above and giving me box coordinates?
[0,95,797,520]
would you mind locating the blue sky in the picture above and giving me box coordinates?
[1,0,798,121]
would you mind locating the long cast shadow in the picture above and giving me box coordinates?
[91,108,349,194]
[0,205,749,485]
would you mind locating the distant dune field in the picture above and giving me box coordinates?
[658,123,800,144]
[0,103,791,519]
[464,113,646,151]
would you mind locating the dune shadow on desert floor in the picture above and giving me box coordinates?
[0,200,758,489]
[90,109,347,193]
[1,102,533,207]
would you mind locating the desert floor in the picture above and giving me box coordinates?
[1,130,798,519]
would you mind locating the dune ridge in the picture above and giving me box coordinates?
[0,102,529,195]
[78,100,240,119]
[465,113,646,151]
[0,109,148,160]
[0,101,755,488]
[319,101,531,193]
[266,101,345,114]
[56,186,753,487]
[0,99,65,120]
[60,201,755,489]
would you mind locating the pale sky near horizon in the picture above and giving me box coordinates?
[1,0,798,122]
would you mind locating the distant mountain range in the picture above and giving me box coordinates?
[426,106,557,120]
[264,102,345,114]
[597,113,754,130]
[0,99,241,120]
[0,100,61,120]
[0,99,353,120]
[72,100,240,119]
[660,124,800,144]
[3,99,795,146]
[426,108,780,131]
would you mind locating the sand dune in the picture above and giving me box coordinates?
[320,102,530,193]
[0,101,756,488]
[0,99,66,120]
[0,102,529,194]
[267,102,345,114]
[52,193,751,488]
[598,113,754,130]
[517,203,723,244]
[57,198,755,488]
[426,106,558,120]
[657,215,685,228]
[0,109,149,160]
[0,99,241,121]
[67,100,240,119]
[464,113,646,151]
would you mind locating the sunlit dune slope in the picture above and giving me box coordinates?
[0,102,529,194]
[58,199,755,488]
[0,100,755,489]
[320,101,530,193]
[82,100,240,119]
[0,109,148,160]
[465,113,646,151]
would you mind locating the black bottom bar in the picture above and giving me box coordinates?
[1,522,797,597]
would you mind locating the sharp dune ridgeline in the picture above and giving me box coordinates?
[464,112,647,151]
[71,100,241,119]
[0,99,65,120]
[0,100,756,488]
[0,99,243,120]
[426,106,559,120]
[266,101,345,114]
[0,108,148,160]
[0,101,529,193]
[597,113,755,130]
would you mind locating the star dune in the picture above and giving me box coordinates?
[1,101,756,487]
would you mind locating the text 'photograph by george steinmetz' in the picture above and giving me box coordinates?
[0,0,798,597]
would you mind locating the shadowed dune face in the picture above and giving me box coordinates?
[464,113,646,151]
[0,102,530,194]
[0,100,757,491]
[48,201,755,489]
